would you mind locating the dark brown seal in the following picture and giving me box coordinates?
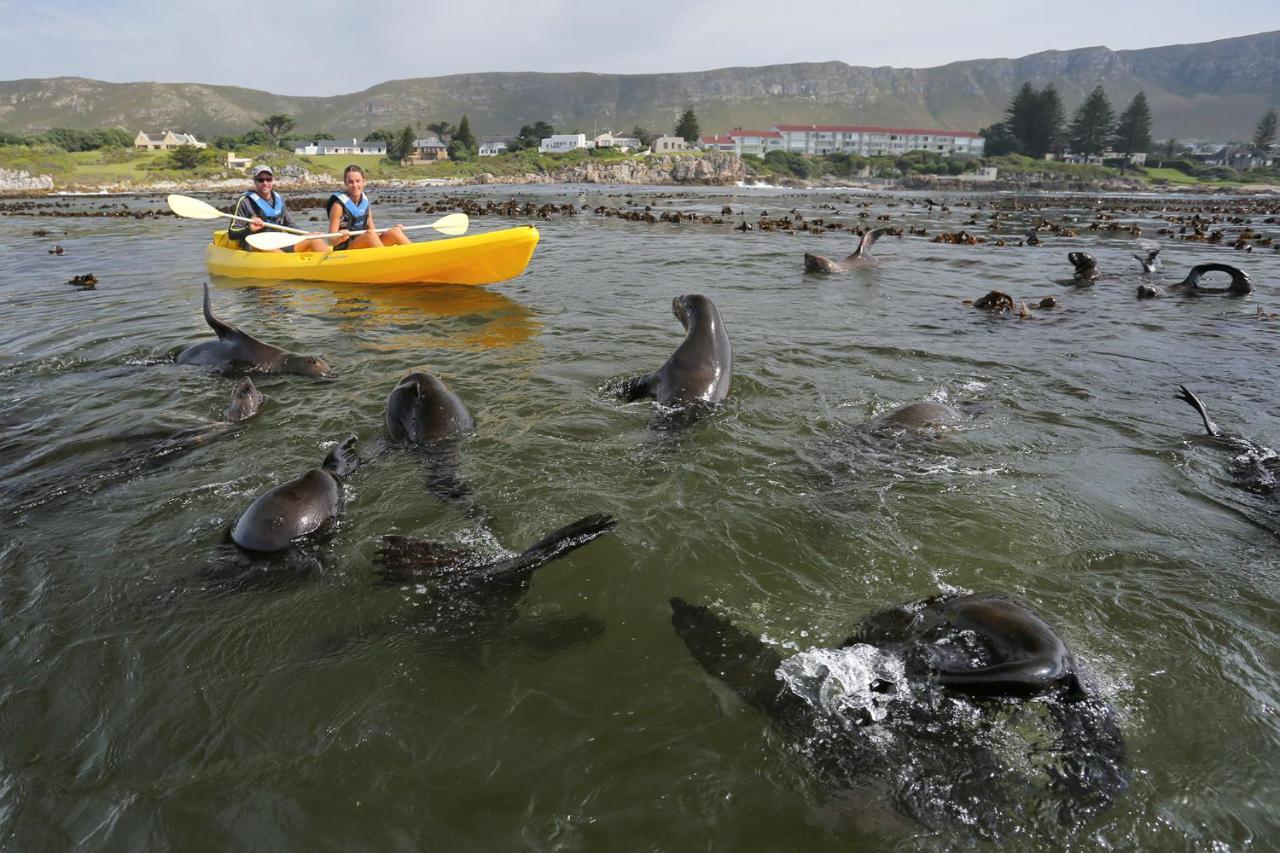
[177,282,333,376]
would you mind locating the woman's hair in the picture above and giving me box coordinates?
[344,164,365,179]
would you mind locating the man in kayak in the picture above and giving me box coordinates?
[229,164,329,253]
[326,165,410,250]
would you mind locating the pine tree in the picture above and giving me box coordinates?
[1068,86,1115,157]
[979,121,1018,156]
[1112,92,1152,172]
[1037,85,1066,157]
[455,114,476,152]
[1255,108,1278,150]
[1004,83,1039,156]
[397,125,415,164]
[674,108,700,143]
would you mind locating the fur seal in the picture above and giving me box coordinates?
[804,227,891,273]
[1068,251,1099,284]
[384,371,478,509]
[1133,248,1160,273]
[226,376,264,422]
[1176,385,1279,496]
[1168,263,1253,296]
[619,294,732,410]
[670,592,1127,835]
[231,435,359,552]
[385,371,475,443]
[872,401,964,431]
[177,282,333,377]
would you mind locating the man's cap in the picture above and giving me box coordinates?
[251,164,273,177]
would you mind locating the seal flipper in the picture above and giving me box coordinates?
[201,281,243,342]
[846,226,890,261]
[670,598,801,719]
[1176,385,1221,437]
[619,373,658,402]
[934,658,1066,696]
[322,435,360,478]
[376,513,616,585]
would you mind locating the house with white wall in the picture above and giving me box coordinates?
[478,138,510,157]
[539,134,589,153]
[773,124,984,157]
[651,135,690,153]
[294,139,388,156]
[135,130,206,150]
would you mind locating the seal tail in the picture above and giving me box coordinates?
[1176,385,1221,437]
[846,226,890,261]
[376,513,616,585]
[201,281,238,340]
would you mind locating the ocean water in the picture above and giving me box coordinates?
[1,185,1278,849]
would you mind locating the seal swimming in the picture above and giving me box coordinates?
[1168,263,1253,296]
[177,282,333,377]
[1133,247,1160,273]
[231,435,359,552]
[871,401,964,432]
[804,226,892,273]
[384,370,479,509]
[1067,251,1099,284]
[619,294,732,411]
[670,592,1127,837]
[1176,384,1279,495]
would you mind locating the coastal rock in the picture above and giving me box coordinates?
[0,168,54,191]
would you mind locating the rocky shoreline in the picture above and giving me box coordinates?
[2,151,1277,196]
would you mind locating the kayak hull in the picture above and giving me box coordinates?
[205,226,539,285]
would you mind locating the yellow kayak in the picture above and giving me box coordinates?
[205,226,539,286]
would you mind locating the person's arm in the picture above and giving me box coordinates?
[327,200,349,245]
[227,196,254,241]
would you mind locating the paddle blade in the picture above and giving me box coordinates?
[246,231,307,251]
[167,194,225,220]
[432,213,469,236]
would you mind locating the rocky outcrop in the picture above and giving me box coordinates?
[0,168,53,191]
[473,151,747,185]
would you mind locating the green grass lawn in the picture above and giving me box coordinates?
[1143,167,1205,185]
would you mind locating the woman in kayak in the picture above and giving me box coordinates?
[327,165,410,250]
[230,164,330,253]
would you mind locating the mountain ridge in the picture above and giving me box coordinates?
[1,30,1276,142]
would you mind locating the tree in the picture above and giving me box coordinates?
[1112,91,1153,172]
[631,126,657,148]
[447,139,473,160]
[1255,108,1278,150]
[514,121,555,151]
[427,120,456,142]
[1038,85,1066,157]
[1004,83,1039,156]
[257,114,295,148]
[979,121,1018,157]
[454,114,476,151]
[1068,86,1115,157]
[674,108,700,143]
[396,125,416,163]
[169,144,208,170]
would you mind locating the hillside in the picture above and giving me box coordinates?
[1,31,1276,141]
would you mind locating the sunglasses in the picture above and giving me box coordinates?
[254,175,273,182]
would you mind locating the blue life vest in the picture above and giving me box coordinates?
[328,192,370,231]
[242,190,285,222]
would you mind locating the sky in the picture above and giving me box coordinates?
[2,0,1278,97]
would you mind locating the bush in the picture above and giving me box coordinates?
[763,149,811,178]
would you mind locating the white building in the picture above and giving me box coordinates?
[698,130,783,156]
[773,124,984,157]
[539,134,589,153]
[651,135,690,154]
[293,138,388,156]
[134,130,206,150]
[593,132,640,151]
[478,138,509,157]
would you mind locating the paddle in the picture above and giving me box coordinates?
[166,194,310,236]
[244,213,471,251]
